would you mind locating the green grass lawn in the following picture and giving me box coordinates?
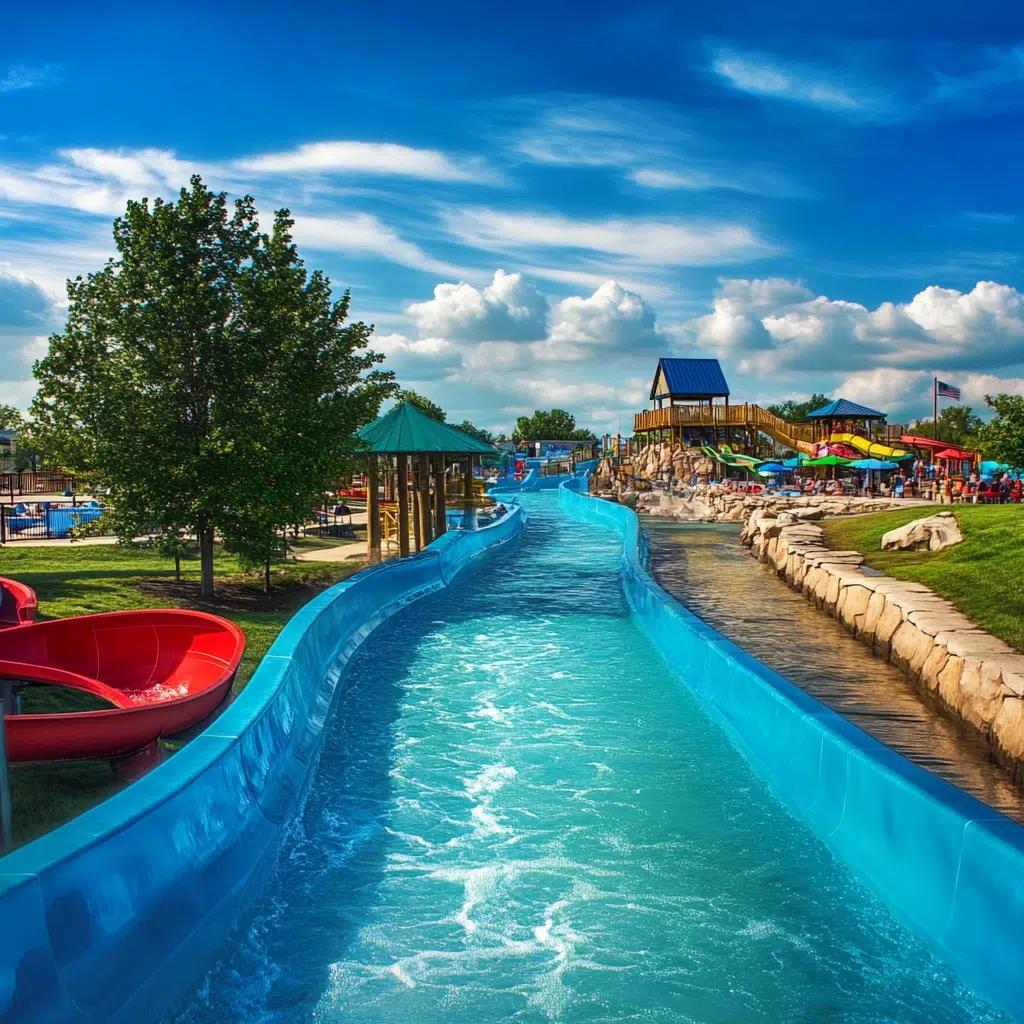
[822,505,1024,653]
[0,541,365,848]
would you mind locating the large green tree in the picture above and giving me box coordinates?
[397,389,446,422]
[512,408,594,442]
[908,405,985,448]
[455,419,493,444]
[0,405,24,432]
[980,394,1024,468]
[32,177,394,595]
[765,393,832,423]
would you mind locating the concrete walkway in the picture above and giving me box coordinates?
[294,541,366,562]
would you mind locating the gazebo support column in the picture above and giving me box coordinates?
[463,456,476,530]
[433,454,447,538]
[417,453,434,546]
[397,452,410,558]
[366,458,381,565]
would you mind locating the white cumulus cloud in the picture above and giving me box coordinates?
[691,277,1024,375]
[407,269,548,341]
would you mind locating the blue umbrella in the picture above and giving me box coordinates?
[757,462,787,475]
[849,458,898,471]
[782,456,805,469]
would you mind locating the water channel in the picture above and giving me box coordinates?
[642,517,1024,825]
[173,494,1007,1022]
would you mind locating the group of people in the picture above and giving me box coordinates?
[938,473,1022,504]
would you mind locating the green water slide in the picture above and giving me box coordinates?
[701,444,760,469]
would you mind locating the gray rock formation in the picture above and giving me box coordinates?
[881,511,964,552]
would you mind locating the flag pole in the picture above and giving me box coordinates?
[933,377,938,440]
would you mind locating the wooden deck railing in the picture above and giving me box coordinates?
[633,404,815,444]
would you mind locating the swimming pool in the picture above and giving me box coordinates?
[174,492,1005,1022]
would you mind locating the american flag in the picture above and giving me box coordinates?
[936,380,961,400]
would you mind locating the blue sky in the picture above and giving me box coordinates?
[2,0,1023,433]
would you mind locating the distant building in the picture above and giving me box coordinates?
[0,428,16,473]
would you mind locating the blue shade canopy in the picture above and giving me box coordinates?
[782,455,807,468]
[757,462,787,474]
[849,458,898,470]
[807,398,886,419]
[651,358,730,399]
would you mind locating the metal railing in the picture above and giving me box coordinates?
[0,472,78,498]
[0,501,111,543]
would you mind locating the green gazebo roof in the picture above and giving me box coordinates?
[357,401,496,454]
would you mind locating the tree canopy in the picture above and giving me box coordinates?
[454,419,493,444]
[32,176,394,594]
[512,408,594,442]
[980,394,1024,468]
[765,393,832,423]
[908,406,985,449]
[397,390,446,422]
[0,405,24,432]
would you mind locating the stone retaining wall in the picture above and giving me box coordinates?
[742,508,1024,782]
[634,486,915,523]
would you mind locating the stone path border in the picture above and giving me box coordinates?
[741,508,1024,783]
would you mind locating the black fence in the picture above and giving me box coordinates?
[0,501,113,543]
[301,505,358,541]
[0,472,78,498]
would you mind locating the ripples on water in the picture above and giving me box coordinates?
[174,494,1007,1023]
[643,517,1024,825]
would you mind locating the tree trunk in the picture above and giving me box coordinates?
[264,558,271,594]
[174,551,181,583]
[198,524,215,597]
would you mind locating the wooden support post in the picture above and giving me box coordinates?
[434,454,447,538]
[396,452,410,558]
[417,453,433,546]
[463,455,477,530]
[412,456,423,552]
[366,458,381,565]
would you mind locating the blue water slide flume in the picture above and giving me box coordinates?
[0,506,526,1024]
[3,482,1023,1022]
[558,478,1024,1021]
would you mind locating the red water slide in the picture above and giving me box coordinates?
[0,577,37,628]
[0,605,245,762]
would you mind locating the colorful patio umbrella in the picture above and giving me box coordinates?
[849,458,898,470]
[757,462,787,475]
[804,454,853,467]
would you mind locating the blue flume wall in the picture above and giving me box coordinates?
[0,506,525,1024]
[488,466,540,492]
[559,480,1024,1021]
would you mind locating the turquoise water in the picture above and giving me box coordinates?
[175,493,1005,1023]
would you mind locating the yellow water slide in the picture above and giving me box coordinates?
[829,433,910,460]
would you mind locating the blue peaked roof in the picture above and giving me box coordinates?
[807,398,886,419]
[651,358,730,399]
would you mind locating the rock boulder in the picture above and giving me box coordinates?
[881,511,963,553]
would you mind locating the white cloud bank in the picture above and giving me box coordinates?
[692,278,1024,376]
[384,271,1024,432]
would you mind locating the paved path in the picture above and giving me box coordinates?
[294,541,366,562]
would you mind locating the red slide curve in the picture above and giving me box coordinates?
[0,576,37,628]
[0,604,245,762]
